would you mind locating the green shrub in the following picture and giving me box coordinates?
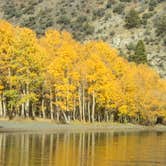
[142,12,154,19]
[126,42,135,51]
[125,9,141,28]
[106,0,112,8]
[163,38,166,46]
[113,3,125,14]
[110,31,115,36]
[141,12,154,25]
[149,0,157,11]
[57,15,70,25]
[20,9,53,35]
[154,15,166,37]
[120,0,131,2]
[104,12,112,21]
[3,1,17,19]
[76,16,87,23]
[93,8,105,18]
[83,23,94,35]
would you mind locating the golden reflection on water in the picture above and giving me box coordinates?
[0,131,166,166]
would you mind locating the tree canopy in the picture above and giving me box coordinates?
[0,20,165,125]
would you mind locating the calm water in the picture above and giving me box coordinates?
[0,131,166,166]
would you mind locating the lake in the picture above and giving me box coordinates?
[0,131,165,166]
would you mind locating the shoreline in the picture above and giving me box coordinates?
[0,120,166,133]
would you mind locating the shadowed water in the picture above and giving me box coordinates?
[0,131,166,166]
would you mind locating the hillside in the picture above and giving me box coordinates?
[0,0,165,77]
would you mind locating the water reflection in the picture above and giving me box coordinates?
[0,131,165,166]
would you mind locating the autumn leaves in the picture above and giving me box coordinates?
[0,20,165,124]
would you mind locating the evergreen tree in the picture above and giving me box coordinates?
[129,40,147,64]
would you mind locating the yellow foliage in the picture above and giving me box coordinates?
[0,19,165,122]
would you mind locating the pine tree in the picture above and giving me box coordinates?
[129,40,147,64]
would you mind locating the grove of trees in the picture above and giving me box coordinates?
[0,20,166,125]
